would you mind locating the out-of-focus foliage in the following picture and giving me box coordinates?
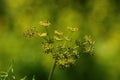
[0,0,120,80]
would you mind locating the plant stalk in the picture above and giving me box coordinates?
[48,60,56,80]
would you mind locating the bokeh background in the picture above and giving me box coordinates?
[0,0,120,80]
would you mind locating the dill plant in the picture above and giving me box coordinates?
[24,20,95,80]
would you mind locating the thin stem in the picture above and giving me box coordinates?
[45,27,50,37]
[3,77,6,80]
[48,60,56,80]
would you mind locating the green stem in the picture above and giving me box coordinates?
[48,60,56,80]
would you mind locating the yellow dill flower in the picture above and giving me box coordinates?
[84,35,95,45]
[67,26,79,32]
[54,30,63,35]
[64,36,70,41]
[39,20,51,26]
[54,36,62,41]
[38,33,47,37]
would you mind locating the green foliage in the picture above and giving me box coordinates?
[0,63,35,80]
[0,61,15,80]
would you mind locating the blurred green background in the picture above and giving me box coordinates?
[0,0,120,80]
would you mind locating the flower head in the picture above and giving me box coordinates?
[67,26,79,32]
[24,26,36,38]
[54,30,63,35]
[38,33,47,37]
[39,20,51,26]
[54,36,62,41]
[84,35,95,45]
[64,36,70,41]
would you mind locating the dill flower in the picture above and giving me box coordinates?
[42,43,53,54]
[64,36,70,41]
[39,20,51,26]
[54,36,62,41]
[84,35,95,45]
[67,26,79,32]
[54,30,63,35]
[24,20,95,80]
[24,27,36,38]
[38,33,47,37]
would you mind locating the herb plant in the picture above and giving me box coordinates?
[24,20,95,80]
[0,20,95,80]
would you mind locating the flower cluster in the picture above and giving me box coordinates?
[24,20,95,69]
[39,20,51,27]
[24,27,37,38]
[75,35,95,55]
[53,46,79,68]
